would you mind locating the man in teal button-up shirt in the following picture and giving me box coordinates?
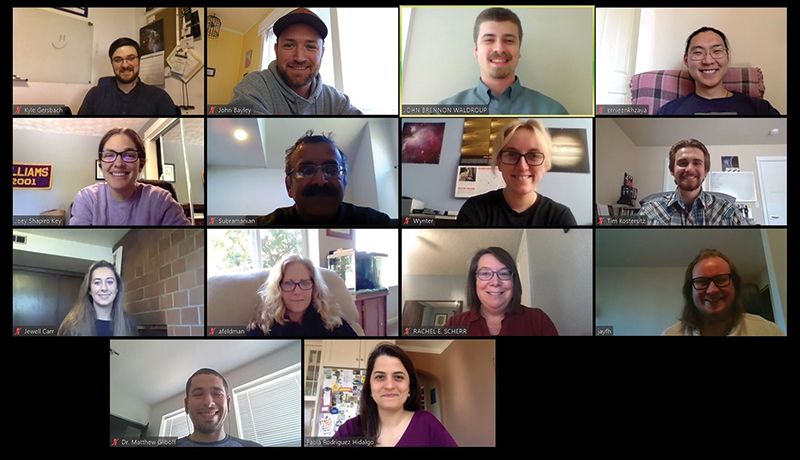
[438,8,568,115]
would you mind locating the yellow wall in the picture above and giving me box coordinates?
[207,28,243,104]
[206,9,274,104]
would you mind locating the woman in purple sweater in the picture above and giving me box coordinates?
[70,127,190,226]
[333,343,458,447]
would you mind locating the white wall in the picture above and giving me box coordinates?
[13,7,205,114]
[401,117,593,224]
[12,230,113,263]
[206,167,292,216]
[634,8,787,114]
[524,229,593,335]
[401,6,594,115]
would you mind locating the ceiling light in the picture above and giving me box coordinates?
[234,129,247,141]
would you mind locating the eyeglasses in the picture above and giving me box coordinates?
[99,149,142,163]
[280,279,314,292]
[688,47,728,61]
[476,268,514,281]
[692,274,732,290]
[112,55,139,65]
[499,151,545,166]
[288,163,345,179]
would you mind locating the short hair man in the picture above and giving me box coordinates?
[228,8,361,115]
[177,368,262,447]
[256,131,390,225]
[662,249,784,336]
[438,8,568,115]
[78,38,176,115]
[640,139,747,225]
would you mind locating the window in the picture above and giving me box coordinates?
[208,229,308,277]
[160,408,192,439]
[233,363,302,447]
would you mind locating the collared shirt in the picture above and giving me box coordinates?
[438,77,569,115]
[640,189,746,226]
[444,306,559,336]
[78,78,176,116]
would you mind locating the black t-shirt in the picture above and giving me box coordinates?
[254,202,390,226]
[457,189,577,226]
[246,306,358,337]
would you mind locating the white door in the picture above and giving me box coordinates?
[596,8,640,104]
[756,156,786,225]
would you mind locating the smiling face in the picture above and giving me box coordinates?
[475,20,521,82]
[185,373,230,439]
[285,142,345,221]
[692,256,735,321]
[100,133,142,200]
[671,146,707,193]
[280,262,314,322]
[111,45,140,85]
[89,266,118,309]
[370,355,410,413]
[475,254,514,316]
[684,30,729,95]
[275,23,324,97]
[498,127,546,198]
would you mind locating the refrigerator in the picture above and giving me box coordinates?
[315,366,366,437]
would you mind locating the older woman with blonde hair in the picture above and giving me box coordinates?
[457,118,576,226]
[58,260,137,336]
[247,254,357,337]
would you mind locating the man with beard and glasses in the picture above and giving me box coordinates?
[255,131,390,226]
[640,139,747,225]
[78,38,176,115]
[438,8,568,115]
[177,368,262,447]
[228,8,361,115]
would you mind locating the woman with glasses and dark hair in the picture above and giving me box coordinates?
[663,249,784,336]
[69,127,190,225]
[457,119,576,226]
[445,247,558,336]
[247,254,357,336]
[58,260,136,336]
[656,27,779,115]
[333,342,458,447]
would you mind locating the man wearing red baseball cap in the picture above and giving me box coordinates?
[228,8,361,115]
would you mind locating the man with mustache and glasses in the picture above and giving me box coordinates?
[640,139,747,225]
[228,8,361,115]
[177,369,262,447]
[438,8,568,115]
[256,131,390,225]
[78,38,176,115]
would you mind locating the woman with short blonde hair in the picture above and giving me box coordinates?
[457,118,576,226]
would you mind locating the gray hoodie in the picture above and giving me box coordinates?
[228,60,361,115]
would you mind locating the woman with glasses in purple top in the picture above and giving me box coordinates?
[69,127,190,225]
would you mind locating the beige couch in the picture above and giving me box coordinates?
[206,268,364,335]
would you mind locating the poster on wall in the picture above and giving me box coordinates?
[13,163,53,189]
[548,128,590,173]
[454,165,504,198]
[140,19,165,55]
[401,122,445,164]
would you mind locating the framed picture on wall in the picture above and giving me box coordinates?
[326,229,353,240]
[162,163,176,183]
[95,160,104,180]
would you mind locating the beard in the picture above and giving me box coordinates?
[484,53,515,79]
[115,67,139,85]
[277,61,318,90]
[676,173,704,192]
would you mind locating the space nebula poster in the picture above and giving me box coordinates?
[401,122,445,164]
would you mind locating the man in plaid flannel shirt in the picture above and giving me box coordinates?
[640,139,747,225]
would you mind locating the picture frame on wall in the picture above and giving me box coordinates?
[162,163,176,183]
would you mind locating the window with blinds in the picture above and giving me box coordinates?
[159,408,192,439]
[232,363,302,447]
